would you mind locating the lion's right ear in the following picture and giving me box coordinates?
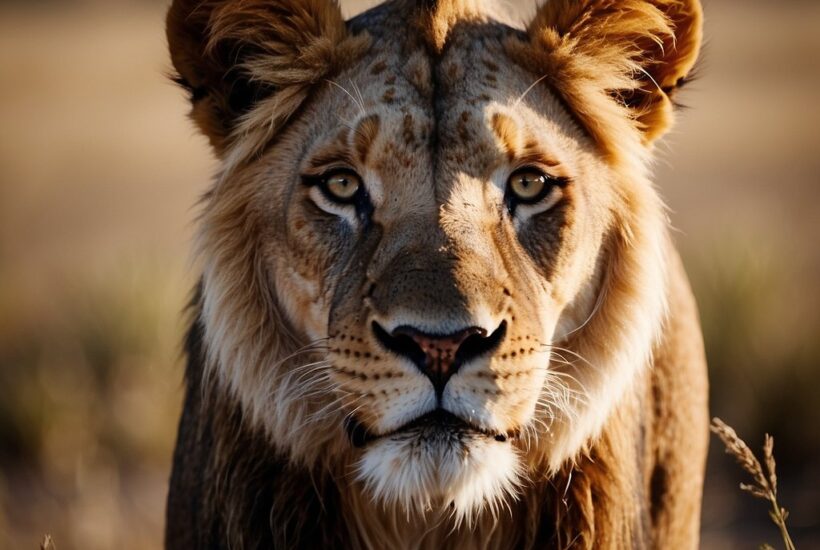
[167,0,368,156]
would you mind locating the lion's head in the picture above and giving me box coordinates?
[168,0,702,523]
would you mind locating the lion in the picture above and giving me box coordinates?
[164,0,709,548]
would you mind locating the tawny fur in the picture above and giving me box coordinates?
[165,0,709,548]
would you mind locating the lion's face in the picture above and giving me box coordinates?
[170,0,701,522]
[215,37,623,516]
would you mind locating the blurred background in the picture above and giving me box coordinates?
[0,0,817,548]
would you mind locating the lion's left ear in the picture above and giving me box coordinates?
[508,0,702,149]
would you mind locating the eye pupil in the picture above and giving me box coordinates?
[324,171,361,201]
[510,169,547,201]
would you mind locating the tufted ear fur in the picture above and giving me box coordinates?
[507,0,702,159]
[167,0,369,157]
[415,0,487,53]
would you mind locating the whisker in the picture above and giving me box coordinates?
[514,73,550,107]
[325,78,365,115]
[350,78,366,112]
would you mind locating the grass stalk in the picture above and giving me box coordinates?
[711,417,796,550]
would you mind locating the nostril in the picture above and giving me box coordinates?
[392,325,486,365]
[371,320,507,395]
[372,321,426,368]
[455,320,506,365]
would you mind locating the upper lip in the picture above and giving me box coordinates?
[345,409,517,448]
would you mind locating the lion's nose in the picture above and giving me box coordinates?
[372,321,507,396]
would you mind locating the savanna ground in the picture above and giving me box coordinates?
[0,0,818,548]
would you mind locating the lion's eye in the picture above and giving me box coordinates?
[508,169,550,203]
[321,170,362,203]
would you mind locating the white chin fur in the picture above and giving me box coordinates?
[355,431,523,525]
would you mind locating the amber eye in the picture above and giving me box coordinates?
[322,170,362,202]
[508,168,549,202]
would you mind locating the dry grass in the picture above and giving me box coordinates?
[711,418,797,550]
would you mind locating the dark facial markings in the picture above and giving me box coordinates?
[302,169,375,229]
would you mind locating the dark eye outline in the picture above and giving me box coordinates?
[309,168,364,204]
[302,168,374,226]
[504,167,568,213]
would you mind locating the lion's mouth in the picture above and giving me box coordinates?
[346,409,517,448]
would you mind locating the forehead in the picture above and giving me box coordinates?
[292,8,581,207]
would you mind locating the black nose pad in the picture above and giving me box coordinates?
[372,321,507,396]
